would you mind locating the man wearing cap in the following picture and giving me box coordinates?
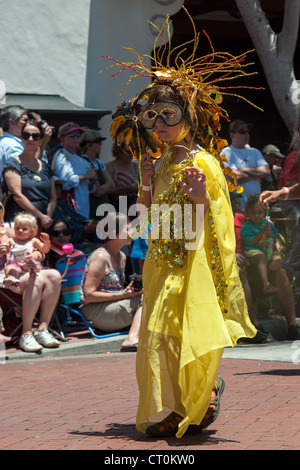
[80,129,115,220]
[221,119,270,210]
[261,144,285,192]
[51,122,97,219]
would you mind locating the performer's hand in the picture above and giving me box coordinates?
[179,167,208,205]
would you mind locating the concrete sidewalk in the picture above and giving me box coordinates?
[3,333,300,364]
[3,316,300,363]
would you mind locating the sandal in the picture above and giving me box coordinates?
[120,343,138,352]
[146,412,183,437]
[187,377,225,434]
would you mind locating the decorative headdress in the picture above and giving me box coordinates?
[100,6,262,192]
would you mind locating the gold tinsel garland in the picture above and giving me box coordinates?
[208,209,228,316]
[141,149,195,268]
[136,150,229,316]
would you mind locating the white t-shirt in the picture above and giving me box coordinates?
[221,145,267,210]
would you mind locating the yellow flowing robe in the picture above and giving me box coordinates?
[136,148,257,438]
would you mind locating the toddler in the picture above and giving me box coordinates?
[241,194,282,295]
[3,212,50,291]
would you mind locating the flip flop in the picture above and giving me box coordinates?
[120,343,138,352]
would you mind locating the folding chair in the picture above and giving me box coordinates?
[0,286,66,342]
[56,253,128,339]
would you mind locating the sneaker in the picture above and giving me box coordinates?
[34,329,60,348]
[286,324,300,340]
[19,333,43,352]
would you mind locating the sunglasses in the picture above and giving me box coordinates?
[139,101,183,129]
[22,131,41,141]
[66,132,82,138]
[237,129,249,135]
[52,229,71,237]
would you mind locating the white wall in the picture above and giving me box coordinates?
[0,0,91,106]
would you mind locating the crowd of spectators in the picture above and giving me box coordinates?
[0,106,299,350]
[222,119,300,342]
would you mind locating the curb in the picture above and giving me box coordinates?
[3,334,127,362]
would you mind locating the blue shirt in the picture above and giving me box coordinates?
[52,148,93,219]
[221,145,267,210]
[241,219,279,252]
[0,132,23,178]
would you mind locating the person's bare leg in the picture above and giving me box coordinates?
[239,268,259,325]
[121,305,142,349]
[275,269,297,326]
[36,270,61,331]
[19,273,43,335]
[18,270,61,334]
[252,253,278,294]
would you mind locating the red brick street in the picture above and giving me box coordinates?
[1,350,300,451]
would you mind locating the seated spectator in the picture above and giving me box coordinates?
[52,176,98,252]
[0,105,28,179]
[3,213,50,290]
[51,122,97,219]
[106,142,139,211]
[261,144,285,192]
[231,194,269,342]
[80,212,142,351]
[0,237,61,353]
[2,120,56,229]
[261,144,291,236]
[0,310,11,343]
[241,194,300,340]
[80,128,115,220]
[0,202,12,343]
[241,194,282,295]
[47,219,83,268]
[27,111,54,163]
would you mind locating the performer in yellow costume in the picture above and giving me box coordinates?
[101,7,260,438]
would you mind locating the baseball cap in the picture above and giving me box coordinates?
[262,144,285,159]
[229,119,253,133]
[79,128,106,146]
[58,122,84,138]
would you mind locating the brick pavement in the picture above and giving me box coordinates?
[1,352,300,451]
